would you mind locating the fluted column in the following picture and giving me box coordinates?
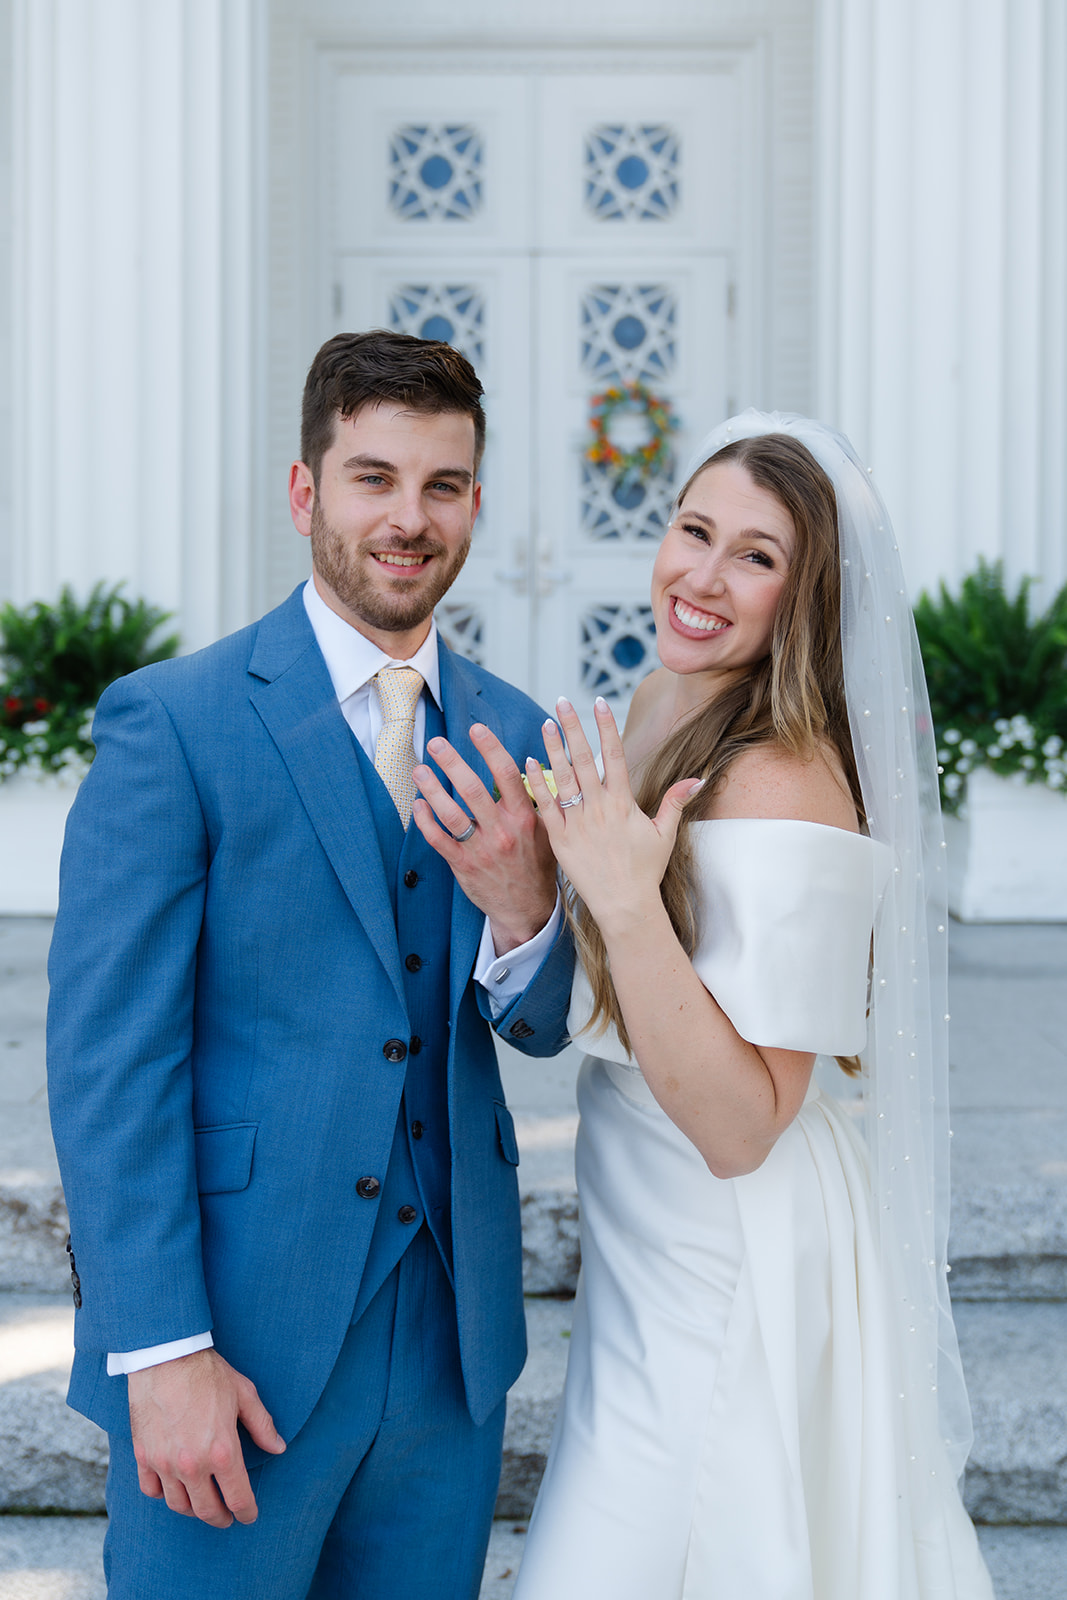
[11,0,264,649]
[816,0,1067,598]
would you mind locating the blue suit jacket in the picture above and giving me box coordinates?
[47,588,573,1440]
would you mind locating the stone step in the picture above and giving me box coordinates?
[3,1155,1067,1305]
[2,1146,1065,1312]
[1,1292,1065,1531]
[500,1297,1067,1526]
[511,1106,1067,1301]
[956,1300,1067,1525]
[0,1294,108,1513]
[0,1518,1063,1600]
[0,1514,531,1600]
[3,920,1066,1303]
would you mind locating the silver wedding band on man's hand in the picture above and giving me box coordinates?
[558,793,584,811]
[453,820,478,843]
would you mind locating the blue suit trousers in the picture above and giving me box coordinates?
[102,1226,505,1599]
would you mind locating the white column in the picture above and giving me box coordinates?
[11,0,264,650]
[815,0,1067,599]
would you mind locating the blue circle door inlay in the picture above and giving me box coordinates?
[612,635,647,669]
[616,155,650,190]
[612,314,646,350]
[419,315,455,343]
[420,154,454,190]
[612,479,647,510]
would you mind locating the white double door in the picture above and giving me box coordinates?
[326,61,749,723]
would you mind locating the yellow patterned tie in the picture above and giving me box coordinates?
[373,667,425,827]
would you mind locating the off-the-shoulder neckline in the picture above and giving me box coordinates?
[692,816,870,841]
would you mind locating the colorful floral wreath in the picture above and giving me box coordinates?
[586,380,678,487]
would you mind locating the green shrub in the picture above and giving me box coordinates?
[0,583,178,783]
[914,558,1067,811]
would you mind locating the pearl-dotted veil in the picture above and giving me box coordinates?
[682,411,972,1486]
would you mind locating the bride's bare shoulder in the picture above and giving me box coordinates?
[705,741,860,833]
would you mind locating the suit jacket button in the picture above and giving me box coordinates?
[383,1039,407,1063]
[411,1120,424,1140]
[409,1035,422,1055]
[405,953,422,973]
[398,1204,418,1224]
[356,1176,381,1199]
[403,870,419,888]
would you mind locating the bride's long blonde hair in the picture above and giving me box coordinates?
[572,433,864,1065]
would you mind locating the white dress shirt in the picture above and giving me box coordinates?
[108,579,560,1375]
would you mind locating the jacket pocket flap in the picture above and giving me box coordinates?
[194,1122,258,1195]
[493,1101,520,1167]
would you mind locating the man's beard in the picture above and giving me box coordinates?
[309,500,472,635]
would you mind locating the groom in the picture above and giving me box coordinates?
[47,330,573,1598]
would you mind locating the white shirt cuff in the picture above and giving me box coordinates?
[107,1331,214,1376]
[473,892,563,1018]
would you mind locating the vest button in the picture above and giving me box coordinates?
[409,1035,422,1055]
[403,870,419,888]
[411,1120,424,1140]
[398,1204,418,1224]
[383,1039,407,1063]
[405,953,423,973]
[355,1176,381,1199]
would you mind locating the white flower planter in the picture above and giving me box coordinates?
[944,767,1067,922]
[0,772,77,915]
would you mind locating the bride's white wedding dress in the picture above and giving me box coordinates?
[514,819,993,1600]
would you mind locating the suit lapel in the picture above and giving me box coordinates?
[247,592,406,1011]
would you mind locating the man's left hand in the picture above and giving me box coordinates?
[412,724,558,954]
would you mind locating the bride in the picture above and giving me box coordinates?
[514,414,993,1598]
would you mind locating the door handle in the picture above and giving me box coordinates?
[537,549,572,598]
[495,540,529,595]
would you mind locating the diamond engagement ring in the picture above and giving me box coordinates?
[453,820,478,842]
[558,794,584,810]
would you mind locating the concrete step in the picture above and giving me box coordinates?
[3,1144,1067,1306]
[502,1026,1067,1304]
[3,919,1066,1304]
[0,1294,107,1513]
[500,1298,1067,1526]
[957,1300,1067,1525]
[0,917,70,1297]
[948,1109,1067,1301]
[510,1108,1067,1304]
[498,1297,572,1519]
[0,1516,1063,1600]
[1,1291,1065,1535]
[0,1514,532,1600]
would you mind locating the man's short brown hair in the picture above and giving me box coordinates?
[300,330,487,485]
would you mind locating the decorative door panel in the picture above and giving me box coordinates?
[324,58,744,721]
[534,255,730,718]
[338,253,533,687]
[534,72,742,253]
[330,73,534,253]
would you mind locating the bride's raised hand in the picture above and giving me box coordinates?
[526,695,702,933]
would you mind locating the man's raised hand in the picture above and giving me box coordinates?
[412,723,558,954]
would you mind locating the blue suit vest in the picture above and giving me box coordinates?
[350,698,455,1321]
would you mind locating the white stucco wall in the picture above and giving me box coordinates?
[0,0,12,603]
[2,0,1064,649]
